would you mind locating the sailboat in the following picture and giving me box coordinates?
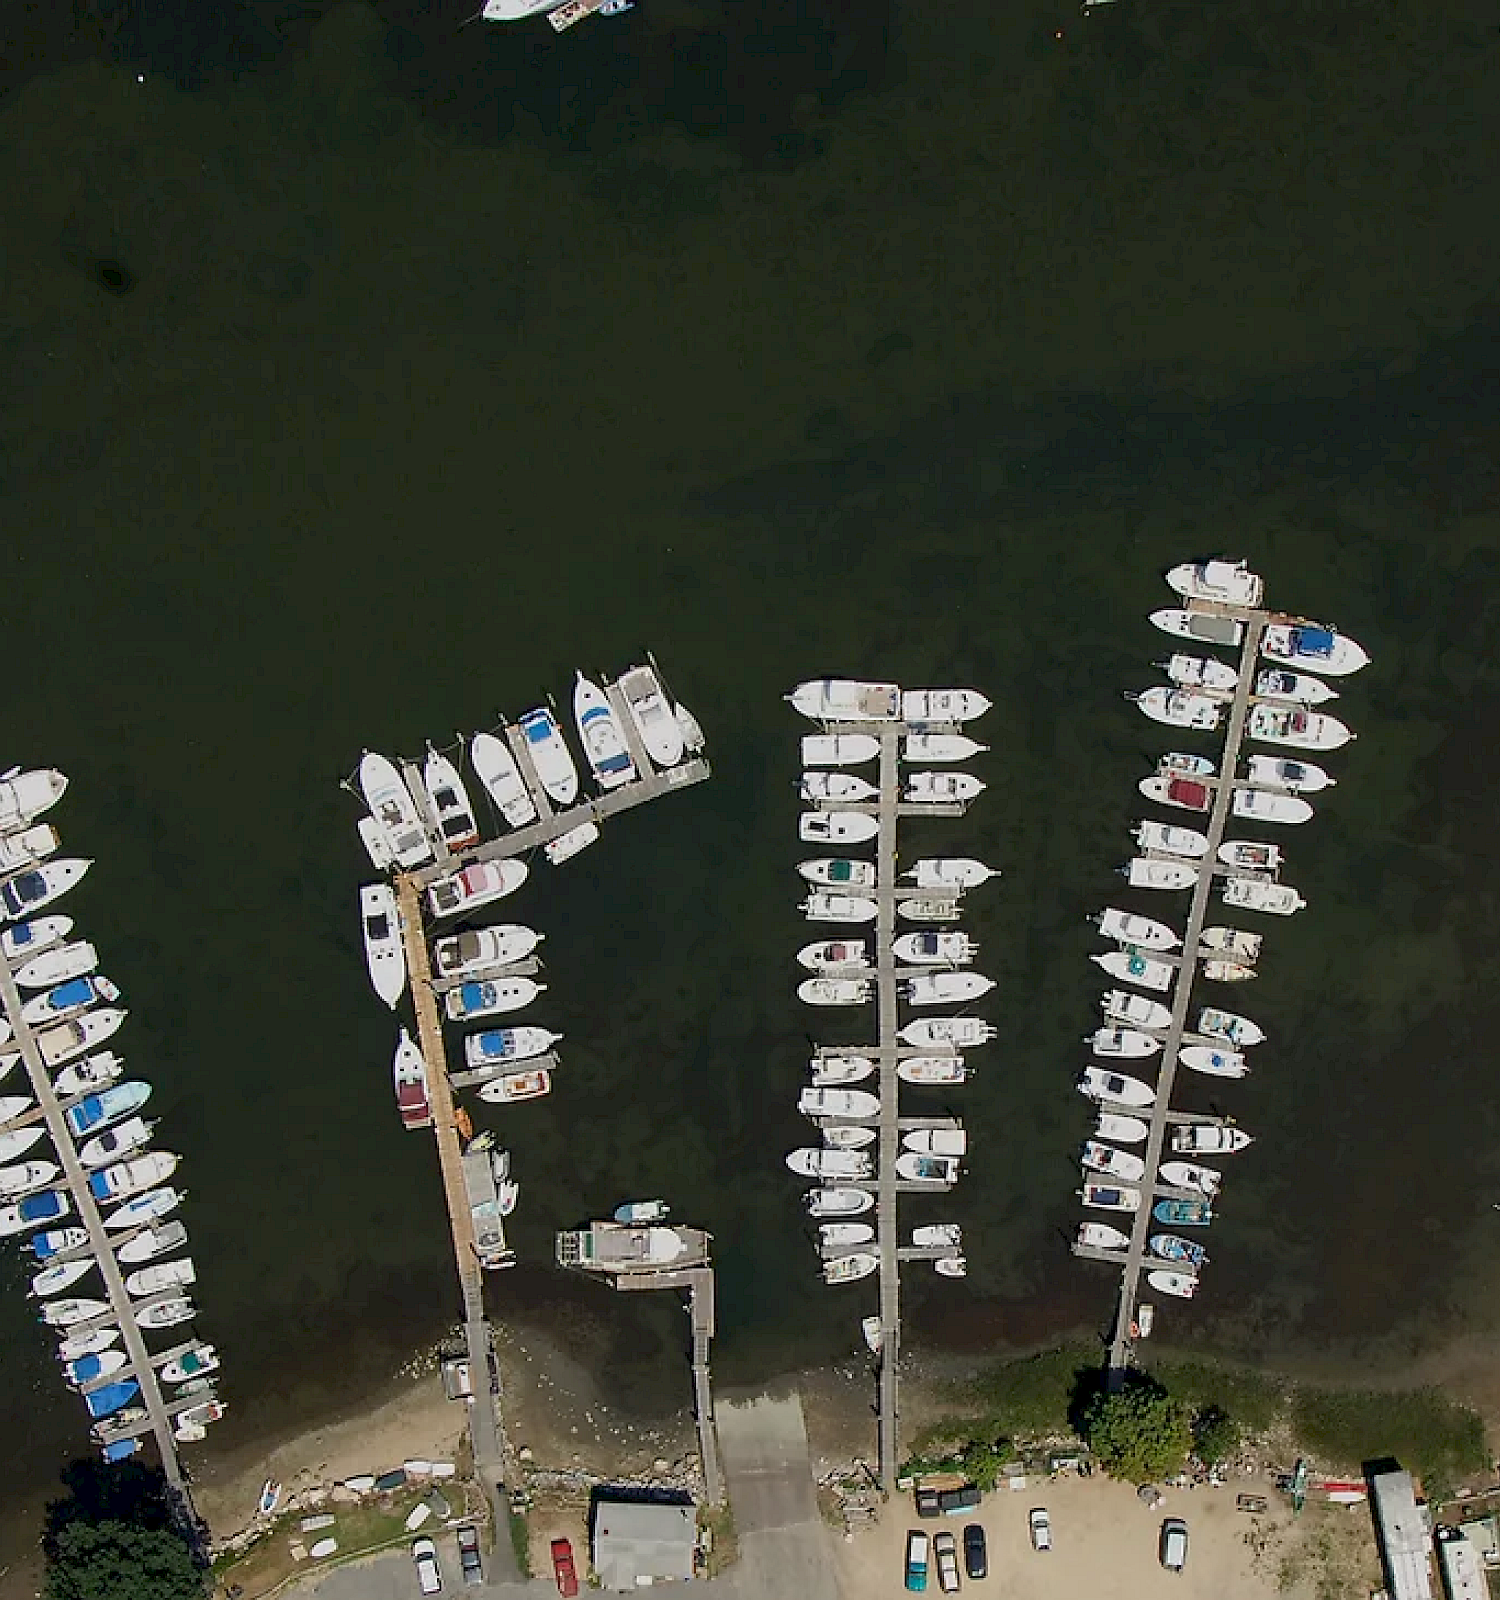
[573,675,636,790]
[360,883,407,1008]
[470,733,538,829]
[422,748,481,852]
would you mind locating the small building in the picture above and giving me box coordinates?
[1435,1527,1486,1600]
[592,1499,697,1589]
[1369,1467,1434,1600]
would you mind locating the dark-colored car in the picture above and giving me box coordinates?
[962,1524,987,1580]
[1160,1517,1189,1573]
[939,1486,982,1516]
[551,1537,580,1599]
[915,1488,942,1519]
[456,1525,483,1587]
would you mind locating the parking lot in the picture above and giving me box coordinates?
[292,1531,556,1600]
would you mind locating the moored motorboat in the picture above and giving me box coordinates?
[811,1054,876,1084]
[427,859,528,918]
[1081,1141,1146,1182]
[1204,959,1256,982]
[895,1153,960,1184]
[797,977,872,1007]
[1232,787,1315,825]
[15,940,98,991]
[63,1349,127,1387]
[618,665,686,767]
[58,1327,120,1361]
[801,772,878,804]
[902,688,990,723]
[137,1297,196,1330]
[1152,1197,1212,1226]
[1150,608,1244,646]
[117,1220,189,1264]
[1179,1045,1247,1078]
[1100,991,1171,1031]
[79,1117,155,1170]
[824,1251,878,1284]
[470,733,538,829]
[516,707,579,806]
[1077,1067,1155,1108]
[1166,558,1263,607]
[798,1087,880,1120]
[88,1151,178,1202]
[902,971,994,1006]
[801,893,878,923]
[0,768,68,829]
[1261,623,1370,676]
[1198,1007,1264,1046]
[358,752,433,870]
[360,883,407,1009]
[464,1027,561,1068]
[421,748,481,852]
[1256,668,1338,705]
[444,978,546,1021]
[0,1094,34,1125]
[432,924,543,979]
[798,858,876,889]
[125,1257,195,1299]
[1217,841,1281,873]
[53,1050,125,1098]
[912,1223,963,1249]
[574,675,636,790]
[907,858,998,891]
[893,931,976,966]
[0,859,92,920]
[897,1057,967,1085]
[31,1227,89,1260]
[102,1187,183,1230]
[933,1255,967,1278]
[1092,949,1174,991]
[1159,654,1239,694]
[903,733,988,762]
[786,1147,872,1181]
[797,940,869,972]
[824,1126,876,1150]
[614,1200,670,1223]
[1171,1124,1252,1156]
[1089,1027,1162,1059]
[1079,1183,1140,1212]
[393,1033,429,1129]
[0,1159,54,1197]
[904,772,985,803]
[1159,752,1216,777]
[1128,687,1223,731]
[0,824,60,872]
[32,1255,96,1298]
[1095,1112,1149,1144]
[2,914,73,961]
[0,1124,46,1163]
[162,1344,219,1385]
[902,1128,967,1157]
[799,812,879,846]
[1160,1160,1221,1196]
[1247,704,1353,751]
[1147,1269,1198,1299]
[1092,908,1180,950]
[1077,1221,1132,1251]
[1222,878,1306,916]
[1243,754,1335,793]
[898,1017,996,1048]
[1138,775,1212,813]
[788,680,901,722]
[41,1296,110,1327]
[357,816,395,872]
[805,1187,874,1217]
[1133,821,1209,858]
[1121,859,1198,891]
[477,1069,553,1104]
[22,975,121,1027]
[802,734,879,766]
[173,1399,227,1434]
[819,1222,875,1251]
[1150,1233,1208,1266]
[0,1191,69,1235]
[1200,926,1262,961]
[896,897,963,923]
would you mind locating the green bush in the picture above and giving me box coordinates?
[1080,1378,1192,1483]
[1191,1406,1241,1467]
[965,1344,1098,1439]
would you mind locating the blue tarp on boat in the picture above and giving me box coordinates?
[1290,626,1335,657]
[66,1096,104,1136]
[85,1380,139,1418]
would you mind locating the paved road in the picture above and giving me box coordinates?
[714,1389,844,1600]
[292,1534,551,1600]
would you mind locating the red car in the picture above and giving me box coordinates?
[550,1538,579,1599]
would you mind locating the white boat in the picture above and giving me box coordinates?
[15,941,98,990]
[912,1224,963,1250]
[422,749,481,852]
[1153,757,1213,784]
[1198,1007,1265,1046]
[897,1057,967,1085]
[1089,1027,1161,1059]
[0,1094,33,1125]
[477,1068,552,1104]
[395,1032,430,1132]
[1160,655,1239,693]
[433,924,543,978]
[550,825,601,868]
[906,858,998,890]
[138,1297,197,1330]
[933,1255,967,1278]
[798,977,872,1007]
[1261,623,1370,676]
[1077,1221,1132,1251]
[1243,754,1335,794]
[896,897,963,923]
[1139,775,1212,814]
[42,1297,111,1327]
[103,1187,183,1229]
[0,1189,70,1235]
[811,1054,875,1084]
[893,931,976,966]
[1232,787,1315,824]
[801,772,878,803]
[470,733,538,829]
[1079,1183,1141,1212]
[0,823,60,872]
[1217,841,1281,873]
[1256,668,1338,706]
[0,768,67,829]
[1247,704,1353,751]
[37,1010,126,1069]
[1160,1160,1221,1196]
[1092,909,1180,950]
[1129,687,1223,731]
[895,1152,960,1184]
[796,939,869,972]
[1166,558,1263,607]
[1081,1141,1146,1182]
[902,971,994,1007]
[117,1221,188,1264]
[802,734,879,766]
[824,1126,876,1150]
[1172,1124,1252,1155]
[0,1160,60,1197]
[824,1251,879,1284]
[861,1316,883,1357]
[801,893,878,923]
[58,1327,120,1360]
[1122,859,1198,891]
[126,1258,196,1299]
[904,772,985,803]
[1179,1045,1248,1078]
[427,859,528,918]
[798,1088,880,1119]
[53,1051,125,1098]
[358,753,433,870]
[898,1017,996,1048]
[1133,821,1209,858]
[357,816,395,872]
[0,859,92,921]
[573,675,636,790]
[901,688,991,723]
[1150,608,1244,646]
[516,707,579,805]
[1201,928,1263,961]
[444,978,546,1021]
[464,1027,560,1068]
[613,1200,669,1223]
[22,975,121,1027]
[805,1187,874,1217]
[1222,878,1305,916]
[798,858,876,889]
[675,702,705,754]
[819,1222,875,1250]
[1095,1112,1150,1144]
[1077,1067,1155,1108]
[786,1147,872,1181]
[799,812,879,845]
[79,1117,155,1169]
[1100,991,1171,1030]
[360,884,406,1009]
[0,1123,43,1163]
[902,1128,967,1157]
[1092,949,1174,991]
[161,1344,218,1384]
[89,1151,178,1201]
[2,915,73,961]
[903,733,988,762]
[787,680,900,722]
[1147,1269,1198,1299]
[618,665,686,768]
[31,1228,88,1262]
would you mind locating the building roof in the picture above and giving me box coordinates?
[592,1499,696,1589]
[1436,1527,1487,1600]
[1370,1468,1434,1600]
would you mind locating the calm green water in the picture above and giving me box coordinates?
[1,0,1499,1531]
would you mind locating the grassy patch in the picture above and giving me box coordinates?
[507,1504,532,1579]
[213,1492,429,1599]
[955,1343,1098,1440]
[1151,1358,1285,1434]
[1291,1385,1487,1499]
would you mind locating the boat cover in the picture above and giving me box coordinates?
[1291,626,1335,656]
[1167,780,1209,807]
[85,1380,140,1418]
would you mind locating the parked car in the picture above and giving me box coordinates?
[915,1487,942,1519]
[412,1537,442,1596]
[551,1537,580,1599]
[905,1529,930,1592]
[933,1531,961,1594]
[962,1523,988,1580]
[1160,1517,1189,1572]
[1029,1507,1052,1551]
[939,1485,982,1516]
[456,1524,483,1587]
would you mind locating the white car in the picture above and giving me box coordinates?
[1029,1507,1052,1552]
[412,1536,443,1595]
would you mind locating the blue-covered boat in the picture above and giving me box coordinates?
[65,1350,127,1387]
[65,1081,152,1137]
[1152,1198,1212,1228]
[1260,623,1370,677]
[21,975,120,1027]
[85,1379,140,1418]
[0,1189,70,1236]
[1150,1233,1209,1267]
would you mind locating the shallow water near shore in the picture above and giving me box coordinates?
[1,0,1499,1548]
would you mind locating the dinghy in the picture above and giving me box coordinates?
[88,1151,178,1201]
[1160,752,1216,777]
[933,1255,967,1278]
[1200,926,1262,962]
[897,1057,967,1085]
[802,734,879,766]
[1128,687,1223,730]
[1261,623,1370,676]
[470,733,538,829]
[614,1200,669,1223]
[117,1221,188,1264]
[464,1026,560,1068]
[787,678,902,723]
[798,858,876,889]
[0,768,68,829]
[819,1222,875,1250]
[1139,775,1212,813]
[41,1296,110,1327]
[903,733,988,762]
[54,1050,125,1098]
[1171,1125,1252,1155]
[805,1187,874,1217]
[912,1223,963,1249]
[797,977,872,1007]
[422,749,481,852]
[137,1298,196,1330]
[476,1069,552,1104]
[798,1088,880,1120]
[811,1054,876,1084]
[902,971,994,1006]
[0,1160,60,1197]
[444,978,546,1021]
[1133,821,1209,858]
[619,664,686,767]
[574,675,636,790]
[1077,1221,1132,1251]
[786,1147,872,1181]
[903,1128,967,1157]
[1147,1269,1198,1299]
[0,1124,46,1163]
[359,753,433,870]
[1092,909,1180,950]
[824,1251,878,1284]
[548,824,596,867]
[1153,1197,1212,1226]
[1150,1233,1208,1266]
[1232,787,1315,824]
[1089,1027,1161,1059]
[1166,558,1263,607]
[22,975,121,1027]
[59,1328,121,1361]
[902,689,991,723]
[0,859,92,920]
[433,925,543,978]
[1101,991,1171,1031]
[1243,754,1335,793]
[898,1017,996,1048]
[1160,1160,1221,1196]
[0,824,60,872]
[125,1258,195,1299]
[162,1345,219,1384]
[1256,668,1338,706]
[1092,949,1174,991]
[32,1227,89,1260]
[517,707,579,805]
[797,940,869,971]
[1159,654,1239,694]
[15,941,98,990]
[904,772,986,803]
[1150,608,1244,646]
[896,897,963,923]
[1079,1183,1140,1212]
[893,931,976,966]
[896,1153,960,1184]
[1095,1112,1150,1144]
[1217,841,1281,873]
[2,915,73,960]
[824,1126,876,1150]
[360,884,406,1009]
[103,1187,183,1229]
[799,812,879,845]
[801,893,878,923]
[1179,1045,1247,1078]
[1247,704,1353,751]
[427,859,528,918]
[79,1117,155,1169]
[801,772,878,803]
[1081,1141,1146,1182]
[1077,1068,1155,1108]
[1121,859,1198,890]
[1198,1007,1264,1046]
[906,858,999,890]
[1222,878,1306,915]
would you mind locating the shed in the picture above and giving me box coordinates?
[1369,1468,1434,1600]
[1435,1527,1486,1600]
[593,1499,696,1589]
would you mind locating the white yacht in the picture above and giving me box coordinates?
[1121,859,1198,891]
[360,884,406,1009]
[358,752,433,870]
[1128,687,1223,731]
[1089,1027,1161,1059]
[14,940,98,991]
[799,858,876,889]
[1159,654,1238,694]
[798,1087,880,1120]
[796,940,869,971]
[897,1017,996,1048]
[1243,754,1335,793]
[1159,1160,1221,1197]
[1077,1067,1155,1108]
[470,733,538,829]
[444,978,546,1021]
[574,674,637,791]
[1100,991,1171,1031]
[1232,787,1315,824]
[902,1128,967,1158]
[422,749,481,852]
[1172,1124,1252,1155]
[1246,704,1353,751]
[432,924,542,978]
[904,772,985,803]
[1165,558,1263,607]
[1,859,93,921]
[0,768,68,830]
[897,1057,967,1085]
[801,772,878,804]
[1079,1183,1141,1212]
[805,1188,874,1217]
[786,1147,872,1181]
[1198,1007,1264,1046]
[619,664,685,768]
[799,812,879,845]
[906,858,998,890]
[893,931,976,966]
[1095,1112,1149,1143]
[1261,623,1370,676]
[903,734,988,762]
[427,860,528,919]
[801,893,878,923]
[1149,608,1244,646]
[1091,908,1180,950]
[797,977,872,1007]
[1076,1221,1132,1251]
[1255,668,1338,705]
[1081,1141,1146,1182]
[1092,950,1174,991]
[810,1054,875,1084]
[787,680,900,722]
[901,689,991,723]
[902,971,994,1006]
[1179,1045,1248,1078]
[1138,774,1212,813]
[1222,877,1306,915]
[801,734,879,766]
[517,707,579,805]
[1133,821,1209,858]
[1,914,73,961]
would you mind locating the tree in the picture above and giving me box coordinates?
[1081,1379,1192,1483]
[44,1519,206,1600]
[1192,1405,1241,1467]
